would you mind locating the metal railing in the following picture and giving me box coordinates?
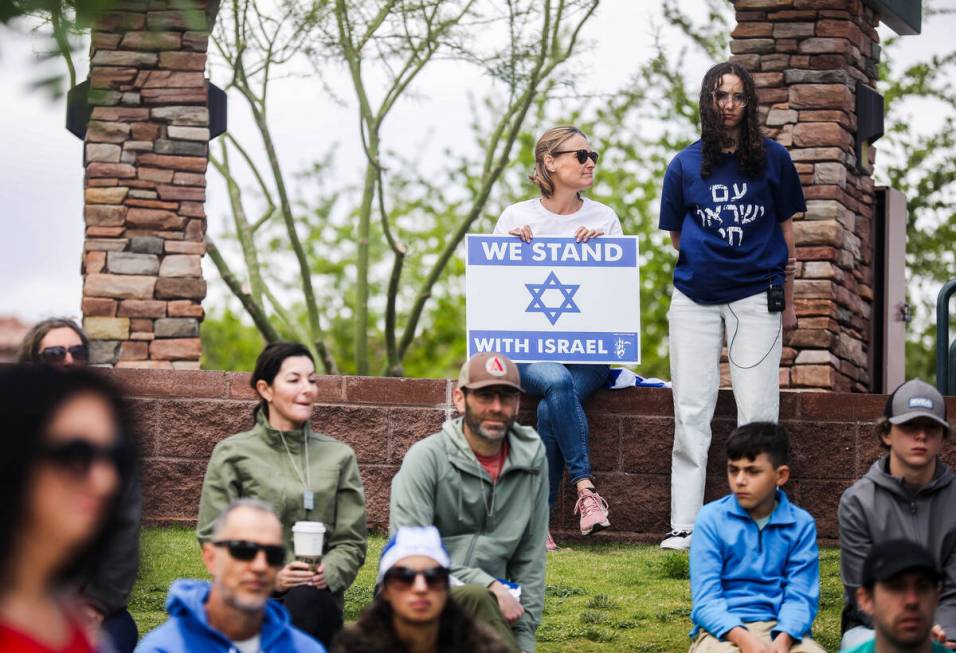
[936,279,956,395]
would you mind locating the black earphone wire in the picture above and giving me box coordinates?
[726,302,782,371]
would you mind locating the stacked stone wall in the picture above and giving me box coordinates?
[81,0,210,368]
[115,370,956,541]
[731,0,880,391]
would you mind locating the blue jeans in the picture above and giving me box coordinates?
[518,363,609,507]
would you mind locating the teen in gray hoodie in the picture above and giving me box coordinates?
[838,379,955,651]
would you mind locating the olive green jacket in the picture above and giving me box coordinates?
[196,410,368,593]
[389,417,549,653]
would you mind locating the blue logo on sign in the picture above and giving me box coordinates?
[525,271,580,326]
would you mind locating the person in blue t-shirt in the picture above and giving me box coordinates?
[658,62,806,551]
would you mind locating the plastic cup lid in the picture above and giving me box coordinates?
[292,521,326,533]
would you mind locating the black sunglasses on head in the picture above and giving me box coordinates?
[213,540,287,567]
[552,149,599,164]
[39,345,89,364]
[41,438,130,478]
[383,566,450,590]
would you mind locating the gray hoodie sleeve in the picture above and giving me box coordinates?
[321,453,368,594]
[197,441,240,544]
[508,454,548,653]
[390,441,496,588]
[389,443,438,534]
[838,485,873,629]
[938,540,956,638]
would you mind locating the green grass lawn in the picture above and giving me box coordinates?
[132,528,843,652]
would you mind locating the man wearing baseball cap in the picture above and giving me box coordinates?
[389,352,548,653]
[838,379,955,651]
[847,539,948,653]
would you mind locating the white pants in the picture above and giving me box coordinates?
[668,288,782,531]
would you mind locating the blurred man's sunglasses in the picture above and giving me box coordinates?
[212,540,286,567]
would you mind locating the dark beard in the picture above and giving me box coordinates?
[463,402,513,442]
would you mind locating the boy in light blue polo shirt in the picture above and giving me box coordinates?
[688,422,825,652]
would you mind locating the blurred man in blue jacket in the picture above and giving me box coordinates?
[136,499,324,653]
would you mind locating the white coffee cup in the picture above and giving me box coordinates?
[292,521,326,562]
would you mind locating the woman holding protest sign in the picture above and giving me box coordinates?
[493,125,622,550]
[658,62,804,551]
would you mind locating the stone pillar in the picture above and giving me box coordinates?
[731,0,880,391]
[81,0,210,369]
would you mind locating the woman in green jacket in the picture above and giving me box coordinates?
[197,342,368,647]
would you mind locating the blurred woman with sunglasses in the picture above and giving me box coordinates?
[493,125,622,550]
[658,62,805,552]
[197,342,368,648]
[0,365,137,653]
[17,318,90,367]
[16,320,142,653]
[333,526,510,653]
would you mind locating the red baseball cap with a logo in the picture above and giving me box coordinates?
[457,352,523,392]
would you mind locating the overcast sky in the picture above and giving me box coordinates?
[0,1,953,325]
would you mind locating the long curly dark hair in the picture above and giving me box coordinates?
[699,62,765,179]
[333,594,512,653]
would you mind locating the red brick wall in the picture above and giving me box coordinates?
[114,370,956,542]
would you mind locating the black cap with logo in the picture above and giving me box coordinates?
[862,539,942,587]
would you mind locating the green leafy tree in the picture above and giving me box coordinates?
[1,0,114,22]
[201,0,729,378]
[206,0,601,375]
[200,306,265,371]
[202,0,956,383]
[3,1,205,97]
[2,1,114,97]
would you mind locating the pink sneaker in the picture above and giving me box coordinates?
[574,489,610,535]
[546,530,559,552]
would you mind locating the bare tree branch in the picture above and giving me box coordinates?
[334,0,477,374]
[205,235,280,341]
[208,0,600,376]
[212,0,332,362]
[209,142,267,306]
[397,0,600,362]
[49,6,76,89]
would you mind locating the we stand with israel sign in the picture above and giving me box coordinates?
[465,235,641,364]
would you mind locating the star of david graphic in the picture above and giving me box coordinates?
[525,271,581,326]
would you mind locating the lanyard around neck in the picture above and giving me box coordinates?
[278,428,312,509]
